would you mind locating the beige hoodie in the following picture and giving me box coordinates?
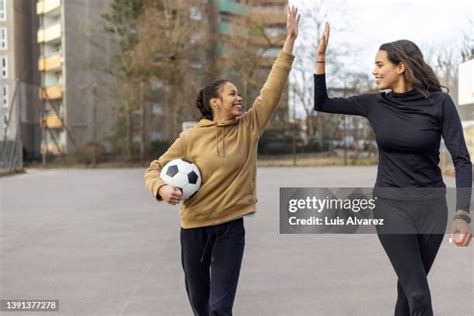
[145,51,294,228]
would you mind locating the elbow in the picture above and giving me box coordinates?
[314,98,325,111]
[453,157,473,177]
[455,157,472,169]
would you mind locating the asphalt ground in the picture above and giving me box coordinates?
[0,167,472,315]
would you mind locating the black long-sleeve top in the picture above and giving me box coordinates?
[314,74,472,212]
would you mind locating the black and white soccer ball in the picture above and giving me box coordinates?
[160,159,202,200]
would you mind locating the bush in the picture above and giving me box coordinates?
[149,139,171,158]
[75,142,106,164]
[258,129,302,155]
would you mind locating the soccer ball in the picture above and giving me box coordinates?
[160,159,202,200]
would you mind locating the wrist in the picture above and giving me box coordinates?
[286,34,297,41]
[453,214,471,224]
[157,184,166,200]
[455,209,470,216]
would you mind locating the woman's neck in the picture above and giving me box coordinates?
[392,79,413,93]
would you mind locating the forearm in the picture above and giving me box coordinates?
[242,52,294,134]
[282,35,296,55]
[144,159,167,199]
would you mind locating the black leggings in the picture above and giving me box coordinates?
[374,197,448,316]
[180,218,245,316]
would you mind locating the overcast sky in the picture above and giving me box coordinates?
[287,0,473,116]
[290,0,473,74]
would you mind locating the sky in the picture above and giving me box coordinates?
[288,0,473,116]
[290,0,472,72]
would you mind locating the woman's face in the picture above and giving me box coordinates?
[372,50,404,90]
[212,82,243,121]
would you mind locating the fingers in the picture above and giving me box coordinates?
[288,5,297,17]
[455,232,468,246]
[450,221,472,247]
[287,5,300,23]
[448,225,456,244]
[462,233,472,246]
[322,22,330,44]
[455,226,471,246]
[166,187,183,205]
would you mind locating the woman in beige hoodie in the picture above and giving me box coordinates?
[144,6,300,315]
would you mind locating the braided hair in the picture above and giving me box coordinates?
[196,79,229,120]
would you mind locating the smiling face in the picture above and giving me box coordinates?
[211,82,243,121]
[372,50,406,91]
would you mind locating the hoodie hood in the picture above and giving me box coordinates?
[196,118,239,127]
[196,118,240,157]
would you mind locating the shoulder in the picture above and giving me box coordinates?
[179,126,196,140]
[429,90,453,103]
[354,92,381,104]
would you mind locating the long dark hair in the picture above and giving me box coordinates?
[379,40,444,98]
[196,79,229,120]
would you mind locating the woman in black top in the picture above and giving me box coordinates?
[314,23,472,316]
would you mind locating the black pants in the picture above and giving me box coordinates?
[180,218,245,316]
[374,198,448,316]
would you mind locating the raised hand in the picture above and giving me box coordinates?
[282,6,300,54]
[287,5,301,39]
[316,22,330,58]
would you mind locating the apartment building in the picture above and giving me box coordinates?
[37,0,117,155]
[0,0,40,169]
[210,0,289,129]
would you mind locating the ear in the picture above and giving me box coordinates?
[397,62,406,75]
[210,98,220,111]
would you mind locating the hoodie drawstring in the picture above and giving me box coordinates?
[214,126,226,157]
[221,127,226,157]
[215,128,220,157]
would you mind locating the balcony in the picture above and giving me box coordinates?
[37,0,61,16]
[40,85,63,100]
[218,21,248,38]
[38,54,62,72]
[41,143,62,154]
[218,0,247,16]
[250,8,286,25]
[43,114,63,129]
[250,33,285,46]
[37,23,61,44]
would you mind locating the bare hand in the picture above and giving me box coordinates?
[448,217,472,247]
[158,185,183,206]
[287,6,300,39]
[316,22,330,57]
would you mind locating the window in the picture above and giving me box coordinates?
[190,6,202,20]
[151,131,162,141]
[1,84,8,108]
[0,28,6,50]
[151,102,163,115]
[0,0,5,21]
[0,56,7,78]
[3,113,8,128]
[260,47,280,59]
[149,80,164,91]
[264,26,285,37]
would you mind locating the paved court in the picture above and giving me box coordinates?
[0,167,472,315]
